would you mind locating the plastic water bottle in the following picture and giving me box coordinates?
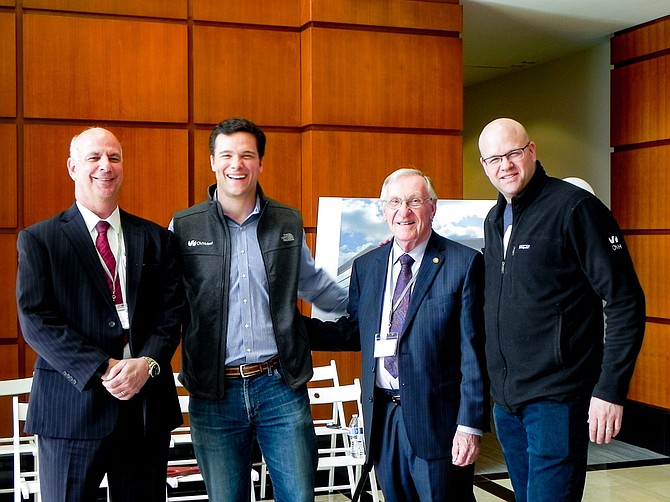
[348,414,364,458]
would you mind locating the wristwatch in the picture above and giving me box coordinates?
[142,356,160,378]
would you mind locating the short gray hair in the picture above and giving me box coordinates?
[379,167,437,201]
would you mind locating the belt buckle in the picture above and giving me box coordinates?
[239,363,250,378]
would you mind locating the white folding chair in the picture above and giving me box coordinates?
[308,378,380,501]
[0,377,34,502]
[167,374,258,501]
[13,395,40,502]
[308,359,343,494]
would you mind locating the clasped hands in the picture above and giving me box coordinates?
[101,357,150,400]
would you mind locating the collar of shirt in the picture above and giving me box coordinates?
[390,238,428,274]
[214,188,262,225]
[77,202,122,238]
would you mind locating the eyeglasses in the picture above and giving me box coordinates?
[481,142,531,168]
[382,197,434,210]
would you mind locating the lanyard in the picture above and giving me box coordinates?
[96,228,124,302]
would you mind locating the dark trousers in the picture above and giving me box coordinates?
[371,390,476,502]
[38,398,171,502]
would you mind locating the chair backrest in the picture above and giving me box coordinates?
[0,377,33,397]
[310,360,340,386]
[309,360,342,427]
[308,378,363,429]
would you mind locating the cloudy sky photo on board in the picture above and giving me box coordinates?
[312,197,495,319]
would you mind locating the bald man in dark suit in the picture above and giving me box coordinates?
[16,127,185,501]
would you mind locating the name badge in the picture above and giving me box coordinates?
[374,332,399,358]
[116,303,130,329]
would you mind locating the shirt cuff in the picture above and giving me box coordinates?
[457,425,483,436]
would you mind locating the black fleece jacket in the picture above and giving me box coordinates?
[483,163,645,413]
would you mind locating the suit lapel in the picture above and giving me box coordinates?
[403,232,444,333]
[60,205,112,303]
[121,211,144,317]
[359,244,392,338]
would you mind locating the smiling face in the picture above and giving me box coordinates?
[479,118,537,203]
[382,173,436,252]
[210,132,263,207]
[67,127,123,218]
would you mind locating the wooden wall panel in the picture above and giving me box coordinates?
[24,125,189,228]
[23,0,187,18]
[628,322,670,410]
[301,130,462,226]
[23,14,188,122]
[611,55,670,147]
[308,0,462,32]
[611,145,670,229]
[0,345,20,437]
[193,129,302,210]
[611,15,670,64]
[0,13,16,117]
[302,27,462,129]
[193,0,300,26]
[0,234,18,340]
[0,0,14,6]
[193,26,301,126]
[626,235,670,320]
[612,17,670,415]
[0,124,17,228]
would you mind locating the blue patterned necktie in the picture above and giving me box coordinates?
[384,253,414,378]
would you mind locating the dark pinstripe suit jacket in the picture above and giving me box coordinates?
[16,204,184,439]
[307,231,489,460]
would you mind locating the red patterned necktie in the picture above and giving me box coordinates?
[384,253,414,378]
[95,221,123,305]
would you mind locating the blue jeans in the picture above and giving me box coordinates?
[189,368,317,502]
[493,399,590,502]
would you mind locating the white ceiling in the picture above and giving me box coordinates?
[462,0,670,87]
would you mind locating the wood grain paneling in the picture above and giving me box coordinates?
[0,345,20,437]
[626,235,670,319]
[307,0,462,32]
[0,124,17,228]
[193,26,301,126]
[611,15,670,64]
[628,322,670,410]
[193,0,300,26]
[301,130,462,226]
[24,125,188,227]
[0,0,14,6]
[302,27,462,129]
[23,0,187,18]
[23,14,188,122]
[611,145,670,229]
[193,129,302,211]
[0,13,16,117]
[0,234,18,340]
[611,54,670,147]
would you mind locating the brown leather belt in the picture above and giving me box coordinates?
[224,356,281,379]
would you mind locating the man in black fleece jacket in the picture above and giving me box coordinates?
[478,118,645,502]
